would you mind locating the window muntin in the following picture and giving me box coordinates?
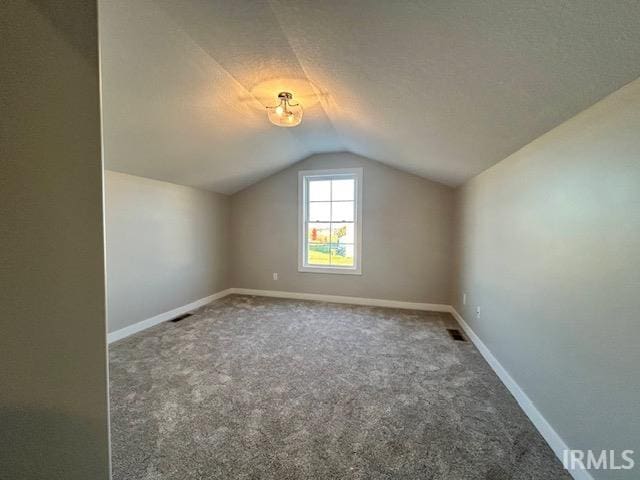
[298,168,362,274]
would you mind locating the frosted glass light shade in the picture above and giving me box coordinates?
[266,92,303,127]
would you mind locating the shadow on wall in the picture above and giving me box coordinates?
[31,0,98,63]
[0,407,108,479]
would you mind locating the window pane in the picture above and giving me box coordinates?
[332,178,354,201]
[308,223,330,244]
[308,202,330,221]
[307,243,331,265]
[330,223,354,244]
[330,244,354,266]
[331,201,354,222]
[308,179,331,201]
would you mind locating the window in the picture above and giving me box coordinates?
[298,168,363,274]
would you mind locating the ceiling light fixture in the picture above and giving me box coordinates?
[266,92,303,127]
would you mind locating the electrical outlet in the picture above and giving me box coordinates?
[463,293,467,305]
[272,272,278,281]
[476,306,481,319]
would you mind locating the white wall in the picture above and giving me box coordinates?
[105,171,231,333]
[451,78,640,479]
[0,2,110,478]
[230,152,454,304]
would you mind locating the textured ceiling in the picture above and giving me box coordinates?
[99,0,640,194]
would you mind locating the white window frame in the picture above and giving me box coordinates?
[298,168,363,275]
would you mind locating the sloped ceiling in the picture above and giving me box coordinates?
[99,0,640,194]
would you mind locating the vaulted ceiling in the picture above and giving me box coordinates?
[99,0,640,194]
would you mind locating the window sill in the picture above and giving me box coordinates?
[298,265,362,275]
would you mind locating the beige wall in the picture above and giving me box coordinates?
[0,1,110,478]
[451,78,640,476]
[105,171,231,333]
[230,152,454,304]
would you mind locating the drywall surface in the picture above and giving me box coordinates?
[451,78,640,479]
[105,171,231,333]
[0,2,110,479]
[99,0,640,193]
[230,152,454,304]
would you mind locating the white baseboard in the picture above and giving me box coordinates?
[449,307,592,480]
[107,288,447,344]
[107,289,233,344]
[229,288,451,312]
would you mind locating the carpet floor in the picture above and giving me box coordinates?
[109,295,571,479]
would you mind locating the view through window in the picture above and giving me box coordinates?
[299,168,362,273]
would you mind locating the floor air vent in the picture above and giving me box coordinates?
[447,328,467,342]
[170,313,193,323]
